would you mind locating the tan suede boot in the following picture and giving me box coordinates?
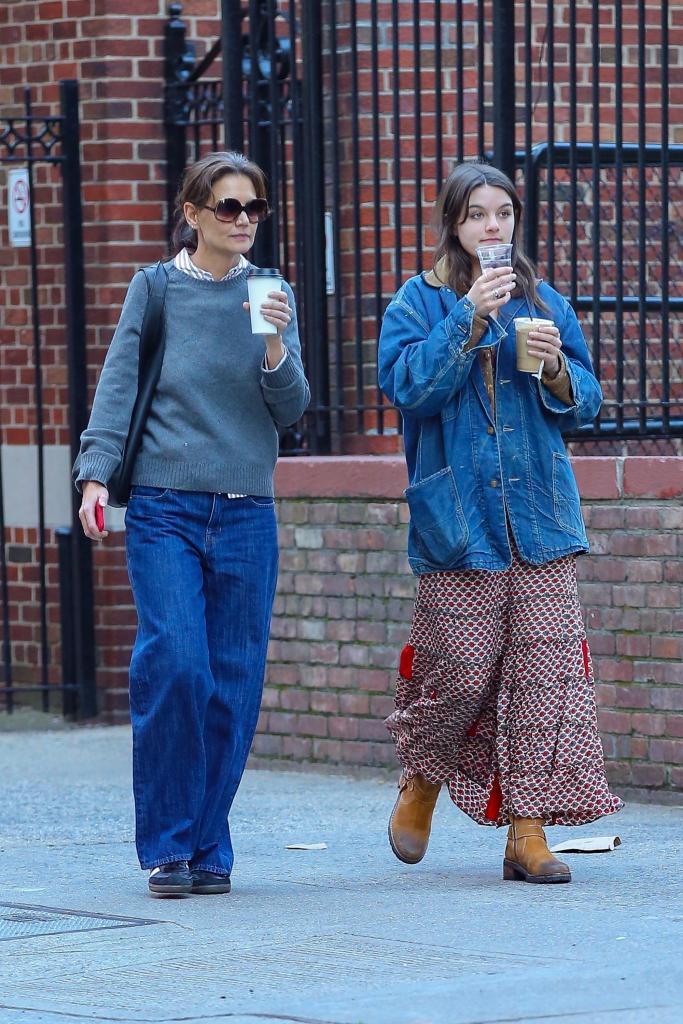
[388,773,441,864]
[503,816,571,883]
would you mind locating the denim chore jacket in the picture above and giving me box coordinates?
[378,271,603,575]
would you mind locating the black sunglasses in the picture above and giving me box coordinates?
[202,198,270,224]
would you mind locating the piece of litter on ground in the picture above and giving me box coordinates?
[285,842,328,851]
[549,835,621,853]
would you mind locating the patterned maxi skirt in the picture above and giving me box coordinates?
[386,549,623,827]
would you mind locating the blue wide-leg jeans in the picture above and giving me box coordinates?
[125,487,279,875]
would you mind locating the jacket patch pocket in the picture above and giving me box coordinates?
[405,466,469,567]
[552,452,585,539]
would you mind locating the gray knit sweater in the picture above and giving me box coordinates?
[74,263,310,497]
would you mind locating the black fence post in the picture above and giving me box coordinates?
[492,0,516,181]
[60,79,98,720]
[300,0,330,453]
[164,3,195,239]
[222,0,244,151]
[56,528,77,718]
[0,457,13,712]
[247,0,276,267]
[525,144,544,266]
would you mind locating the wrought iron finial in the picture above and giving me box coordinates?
[241,4,292,121]
[165,2,196,86]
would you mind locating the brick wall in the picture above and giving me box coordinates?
[83,455,683,804]
[250,455,683,804]
[4,3,677,460]
[0,1,224,686]
[0,0,223,347]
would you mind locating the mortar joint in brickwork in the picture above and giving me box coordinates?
[615,456,625,496]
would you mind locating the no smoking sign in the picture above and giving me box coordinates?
[8,167,31,247]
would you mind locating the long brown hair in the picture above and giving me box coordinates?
[432,161,548,312]
[170,151,268,256]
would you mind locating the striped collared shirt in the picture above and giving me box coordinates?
[174,247,248,281]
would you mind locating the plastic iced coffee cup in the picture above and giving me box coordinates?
[515,317,554,375]
[476,243,513,274]
[246,268,283,335]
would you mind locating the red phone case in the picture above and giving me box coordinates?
[95,503,105,533]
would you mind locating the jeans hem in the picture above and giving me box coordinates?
[141,854,193,871]
[190,862,231,877]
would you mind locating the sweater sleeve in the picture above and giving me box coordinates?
[72,271,149,490]
[259,282,311,426]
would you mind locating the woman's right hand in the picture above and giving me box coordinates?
[466,266,516,318]
[79,481,109,541]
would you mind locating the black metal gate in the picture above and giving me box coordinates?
[0,81,97,718]
[163,1,682,453]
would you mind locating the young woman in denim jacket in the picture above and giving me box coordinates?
[378,162,621,884]
[75,152,309,896]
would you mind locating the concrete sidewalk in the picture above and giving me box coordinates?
[0,726,681,1024]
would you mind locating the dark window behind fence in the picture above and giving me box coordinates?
[164,1,682,454]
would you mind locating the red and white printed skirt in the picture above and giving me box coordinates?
[387,549,623,827]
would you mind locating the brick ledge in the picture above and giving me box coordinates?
[275,455,683,501]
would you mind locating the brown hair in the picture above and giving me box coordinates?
[432,161,548,313]
[170,151,268,256]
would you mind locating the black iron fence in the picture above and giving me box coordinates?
[0,81,97,717]
[525,143,683,441]
[163,1,682,451]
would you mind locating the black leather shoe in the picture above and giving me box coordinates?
[190,869,232,895]
[148,860,192,897]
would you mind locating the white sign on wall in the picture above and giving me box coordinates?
[8,167,31,247]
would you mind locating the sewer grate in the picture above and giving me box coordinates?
[0,902,160,942]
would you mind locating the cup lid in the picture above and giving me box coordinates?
[247,268,282,277]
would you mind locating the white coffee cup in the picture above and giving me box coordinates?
[246,268,283,335]
[514,317,555,375]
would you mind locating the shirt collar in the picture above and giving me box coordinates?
[174,248,248,282]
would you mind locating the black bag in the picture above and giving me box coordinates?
[107,261,169,507]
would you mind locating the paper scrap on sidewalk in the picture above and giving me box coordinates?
[285,842,328,851]
[549,835,621,853]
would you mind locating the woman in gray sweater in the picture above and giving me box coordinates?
[75,152,310,897]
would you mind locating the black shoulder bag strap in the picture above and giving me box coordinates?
[108,260,169,506]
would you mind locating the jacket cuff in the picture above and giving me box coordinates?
[448,297,500,355]
[463,314,492,352]
[541,352,574,406]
